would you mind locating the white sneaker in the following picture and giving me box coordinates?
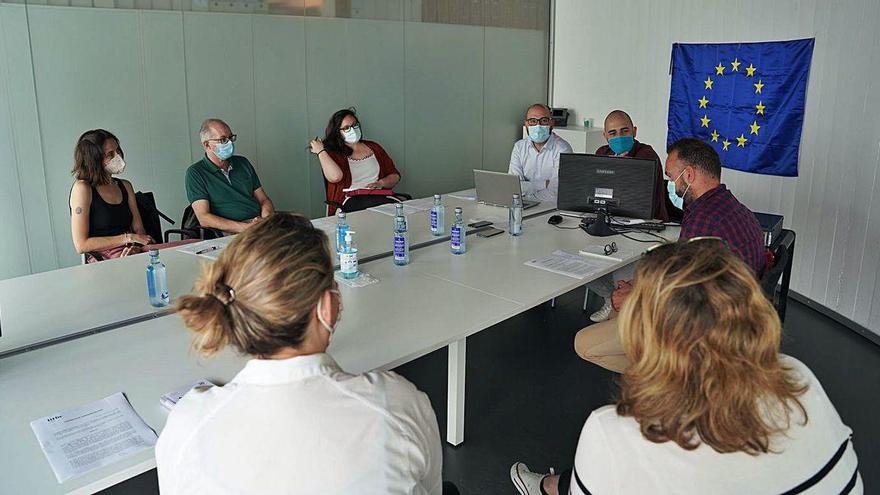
[590,299,614,322]
[510,462,548,495]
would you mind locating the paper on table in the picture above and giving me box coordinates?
[335,270,380,288]
[368,203,427,217]
[447,188,477,201]
[30,392,157,484]
[525,250,616,279]
[176,236,233,261]
[578,245,636,263]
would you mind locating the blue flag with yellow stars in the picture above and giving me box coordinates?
[667,39,814,177]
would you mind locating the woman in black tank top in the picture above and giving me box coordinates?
[69,129,153,261]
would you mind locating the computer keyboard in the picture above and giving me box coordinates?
[580,216,667,232]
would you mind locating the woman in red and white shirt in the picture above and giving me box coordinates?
[309,108,401,215]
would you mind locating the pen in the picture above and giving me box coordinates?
[196,245,220,255]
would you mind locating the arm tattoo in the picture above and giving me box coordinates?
[75,206,83,215]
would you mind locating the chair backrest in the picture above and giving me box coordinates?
[134,191,165,244]
[179,205,222,240]
[760,243,789,302]
[181,205,201,230]
[341,194,400,213]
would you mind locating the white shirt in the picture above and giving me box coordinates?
[570,356,861,495]
[156,353,443,495]
[507,133,573,202]
[348,153,381,189]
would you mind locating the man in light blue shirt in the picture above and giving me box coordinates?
[508,103,573,203]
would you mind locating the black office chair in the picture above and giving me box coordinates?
[82,191,180,264]
[164,205,223,242]
[760,229,796,322]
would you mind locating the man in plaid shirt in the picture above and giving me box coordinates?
[574,137,766,373]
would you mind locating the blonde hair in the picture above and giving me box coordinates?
[176,213,334,357]
[617,241,807,455]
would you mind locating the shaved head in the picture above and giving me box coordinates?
[604,110,633,129]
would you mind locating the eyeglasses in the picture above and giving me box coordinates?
[206,134,237,145]
[339,123,360,132]
[645,236,728,256]
[525,117,552,126]
[604,241,618,256]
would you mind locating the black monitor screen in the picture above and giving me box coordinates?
[557,153,659,220]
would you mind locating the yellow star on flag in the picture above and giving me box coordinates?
[731,58,741,71]
[700,115,711,128]
[715,63,725,76]
[710,130,720,142]
[704,77,714,90]
[754,79,764,94]
[722,139,731,151]
[698,95,709,108]
[736,134,748,147]
[750,120,760,135]
[755,101,766,115]
[745,63,757,77]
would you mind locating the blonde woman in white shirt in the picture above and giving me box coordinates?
[511,239,861,495]
[156,213,445,495]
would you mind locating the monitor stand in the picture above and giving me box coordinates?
[583,209,616,237]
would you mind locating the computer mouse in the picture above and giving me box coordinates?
[547,215,563,225]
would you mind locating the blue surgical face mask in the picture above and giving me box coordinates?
[527,125,551,143]
[342,125,361,144]
[667,169,690,210]
[608,135,634,155]
[214,140,235,160]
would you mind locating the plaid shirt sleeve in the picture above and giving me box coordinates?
[681,186,766,275]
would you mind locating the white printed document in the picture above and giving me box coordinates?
[177,236,233,261]
[525,250,617,279]
[30,392,157,483]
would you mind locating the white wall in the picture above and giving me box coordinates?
[0,4,546,279]
[552,0,880,336]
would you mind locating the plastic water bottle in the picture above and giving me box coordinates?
[450,207,467,255]
[509,194,523,236]
[340,231,359,279]
[335,210,348,257]
[393,214,410,266]
[430,194,445,235]
[146,249,170,307]
[394,203,404,226]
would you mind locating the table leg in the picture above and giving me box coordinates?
[446,338,466,446]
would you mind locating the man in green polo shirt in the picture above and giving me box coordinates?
[186,118,274,233]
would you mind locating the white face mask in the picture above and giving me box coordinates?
[316,289,341,342]
[341,125,361,144]
[104,154,126,175]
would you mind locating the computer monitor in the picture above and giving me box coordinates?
[557,153,659,236]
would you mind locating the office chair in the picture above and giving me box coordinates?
[761,229,796,322]
[323,178,412,216]
[82,191,182,264]
[164,205,223,242]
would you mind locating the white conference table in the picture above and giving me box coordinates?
[0,194,675,494]
[0,193,555,358]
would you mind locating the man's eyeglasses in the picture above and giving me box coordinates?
[339,123,360,132]
[525,117,552,126]
[604,241,618,256]
[206,134,237,145]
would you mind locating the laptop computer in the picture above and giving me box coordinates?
[473,170,540,209]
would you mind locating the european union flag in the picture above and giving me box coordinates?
[667,39,814,177]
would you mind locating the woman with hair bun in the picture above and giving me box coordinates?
[156,212,444,494]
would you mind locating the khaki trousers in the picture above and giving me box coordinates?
[573,316,630,373]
